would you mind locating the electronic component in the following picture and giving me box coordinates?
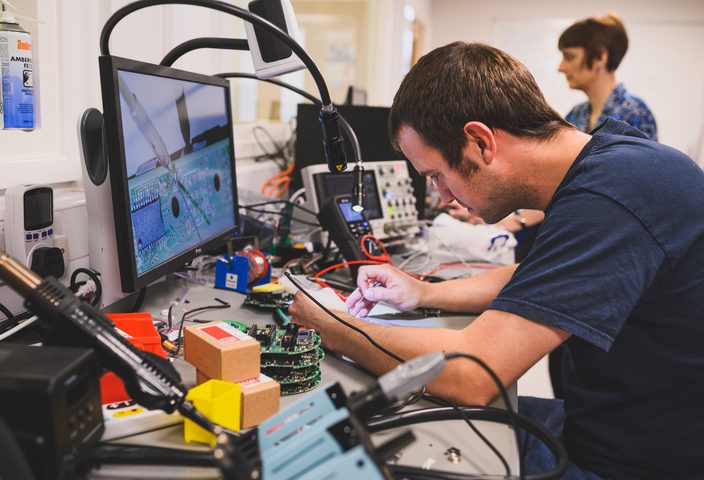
[247,324,276,347]
[294,103,426,216]
[0,253,211,430]
[217,383,411,480]
[0,343,104,480]
[243,291,294,311]
[215,253,271,294]
[317,195,375,275]
[280,324,299,349]
[102,399,182,441]
[260,347,325,368]
[3,184,64,277]
[232,322,323,395]
[303,161,420,242]
[279,373,322,395]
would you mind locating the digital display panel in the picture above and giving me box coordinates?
[338,201,364,222]
[23,187,53,230]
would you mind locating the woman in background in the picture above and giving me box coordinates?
[445,14,658,268]
[559,13,658,139]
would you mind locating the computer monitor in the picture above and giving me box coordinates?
[294,103,425,218]
[99,56,239,292]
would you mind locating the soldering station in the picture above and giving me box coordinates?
[0,1,560,479]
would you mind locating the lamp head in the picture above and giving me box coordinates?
[351,165,364,212]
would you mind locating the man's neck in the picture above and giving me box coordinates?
[501,128,593,209]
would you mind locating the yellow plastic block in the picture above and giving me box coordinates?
[251,282,285,293]
[184,379,242,446]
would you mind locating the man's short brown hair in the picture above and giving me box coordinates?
[558,13,628,71]
[389,42,570,171]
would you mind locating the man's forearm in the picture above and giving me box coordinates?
[422,263,519,312]
[325,313,500,406]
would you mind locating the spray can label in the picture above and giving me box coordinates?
[0,27,33,129]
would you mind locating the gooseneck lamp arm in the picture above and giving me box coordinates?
[102,0,364,210]
[214,72,362,170]
[100,0,331,104]
[160,37,249,67]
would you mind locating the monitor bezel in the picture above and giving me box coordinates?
[99,55,239,293]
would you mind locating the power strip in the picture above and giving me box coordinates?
[102,400,183,441]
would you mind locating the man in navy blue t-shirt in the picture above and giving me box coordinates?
[289,42,704,479]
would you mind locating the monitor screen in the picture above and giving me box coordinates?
[100,56,239,292]
[294,103,426,218]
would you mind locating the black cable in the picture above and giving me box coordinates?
[388,467,505,480]
[160,37,248,67]
[173,298,231,356]
[422,392,510,476]
[240,206,320,227]
[242,200,318,217]
[128,287,147,313]
[216,71,363,173]
[69,267,103,307]
[252,125,290,170]
[374,386,426,417]
[445,352,523,479]
[217,72,321,106]
[0,302,18,334]
[368,406,567,480]
[0,302,14,320]
[92,442,215,467]
[167,303,175,331]
[284,272,403,363]
[100,0,333,105]
[285,272,518,478]
[320,235,334,264]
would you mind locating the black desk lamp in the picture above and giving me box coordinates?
[101,0,365,211]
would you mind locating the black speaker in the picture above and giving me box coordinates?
[79,108,107,186]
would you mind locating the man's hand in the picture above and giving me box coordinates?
[446,200,485,224]
[345,264,427,317]
[288,291,344,351]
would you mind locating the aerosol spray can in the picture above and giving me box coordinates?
[0,6,34,130]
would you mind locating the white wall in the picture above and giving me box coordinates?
[429,0,704,165]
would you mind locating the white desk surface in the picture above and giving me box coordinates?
[91,277,518,479]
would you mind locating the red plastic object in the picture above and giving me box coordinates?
[100,312,167,404]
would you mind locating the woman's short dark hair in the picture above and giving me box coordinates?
[558,13,628,71]
[389,42,570,171]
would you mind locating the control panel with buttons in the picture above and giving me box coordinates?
[302,160,421,241]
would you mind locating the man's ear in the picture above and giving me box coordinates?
[463,121,496,165]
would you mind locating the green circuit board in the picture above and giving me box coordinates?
[280,373,322,396]
[260,347,325,368]
[262,365,320,385]
[247,323,321,355]
[230,322,324,395]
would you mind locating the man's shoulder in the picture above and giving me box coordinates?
[557,125,704,221]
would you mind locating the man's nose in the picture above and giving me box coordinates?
[435,181,455,203]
